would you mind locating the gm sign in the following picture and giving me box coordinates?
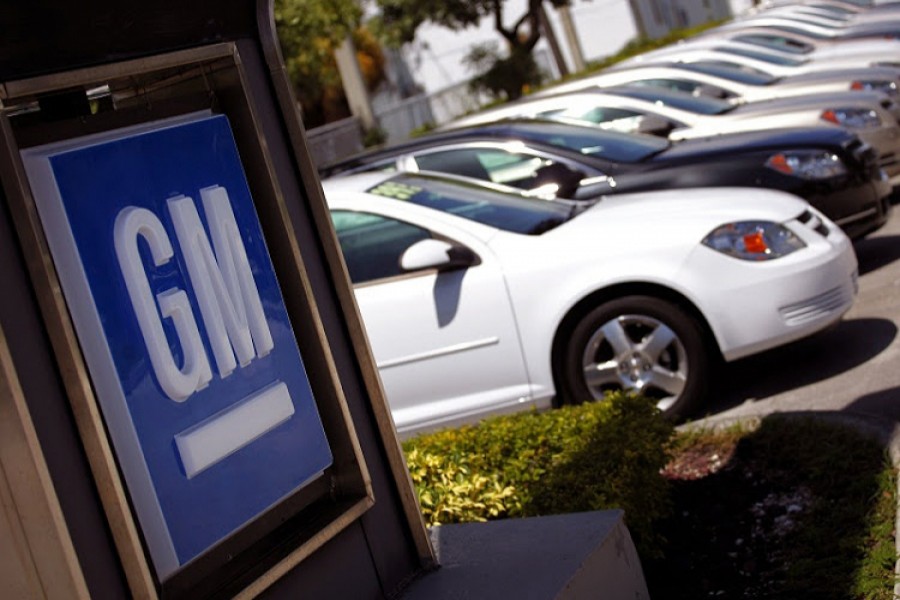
[23,113,332,579]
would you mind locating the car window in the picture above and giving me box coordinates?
[759,24,830,40]
[632,78,704,94]
[414,147,587,190]
[331,210,432,284]
[733,34,812,54]
[714,45,807,66]
[677,62,777,84]
[607,85,734,115]
[564,106,645,131]
[631,78,736,100]
[690,60,775,80]
[365,173,574,235]
[417,147,544,186]
[506,121,670,161]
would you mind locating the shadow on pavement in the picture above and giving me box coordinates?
[645,414,891,600]
[845,385,900,424]
[711,317,897,413]
[854,234,900,276]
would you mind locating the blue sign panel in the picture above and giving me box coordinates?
[22,113,333,578]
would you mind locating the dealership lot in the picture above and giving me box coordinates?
[709,203,900,433]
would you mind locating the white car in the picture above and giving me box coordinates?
[442,86,900,187]
[532,62,900,103]
[714,14,900,40]
[618,40,900,74]
[622,47,900,80]
[695,24,900,58]
[696,24,900,61]
[323,171,858,436]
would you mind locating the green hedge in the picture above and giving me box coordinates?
[403,392,675,555]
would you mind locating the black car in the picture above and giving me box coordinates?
[320,120,892,240]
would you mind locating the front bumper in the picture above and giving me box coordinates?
[679,211,858,362]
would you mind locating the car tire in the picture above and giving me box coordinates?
[559,295,710,421]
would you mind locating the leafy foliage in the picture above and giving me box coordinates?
[403,392,675,555]
[465,43,544,101]
[373,0,575,101]
[274,0,386,127]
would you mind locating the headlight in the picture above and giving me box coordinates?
[703,221,806,261]
[820,108,881,130]
[765,151,846,179]
[850,80,899,96]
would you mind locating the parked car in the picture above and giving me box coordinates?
[695,24,900,59]
[441,86,900,190]
[713,13,900,40]
[532,61,900,103]
[321,120,893,240]
[618,42,900,75]
[755,0,900,18]
[324,171,858,435]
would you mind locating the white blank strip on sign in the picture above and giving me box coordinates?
[175,381,295,479]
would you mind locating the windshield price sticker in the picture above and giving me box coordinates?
[368,180,422,201]
[22,113,332,579]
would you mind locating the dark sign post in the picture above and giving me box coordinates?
[0,1,433,598]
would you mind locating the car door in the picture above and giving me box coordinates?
[330,209,533,435]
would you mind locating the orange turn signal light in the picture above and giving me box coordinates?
[742,231,768,254]
[766,153,792,175]
[820,109,838,125]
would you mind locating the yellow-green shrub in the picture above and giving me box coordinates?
[403,392,675,555]
[406,448,518,524]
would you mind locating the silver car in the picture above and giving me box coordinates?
[693,25,900,59]
[618,39,900,73]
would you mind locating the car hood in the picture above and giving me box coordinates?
[777,66,900,87]
[729,90,892,116]
[652,126,853,161]
[554,187,810,244]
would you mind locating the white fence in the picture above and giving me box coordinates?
[307,80,494,167]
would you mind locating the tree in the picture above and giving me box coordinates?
[374,0,574,100]
[274,0,386,127]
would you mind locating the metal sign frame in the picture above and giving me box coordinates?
[0,42,384,599]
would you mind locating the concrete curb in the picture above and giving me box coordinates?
[681,410,900,598]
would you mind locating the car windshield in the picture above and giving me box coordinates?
[605,86,734,115]
[759,24,831,40]
[733,34,813,54]
[714,45,808,66]
[675,61,779,85]
[499,121,670,161]
[365,173,576,235]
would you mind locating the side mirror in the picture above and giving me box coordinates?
[573,175,616,200]
[636,114,675,136]
[533,163,586,198]
[400,239,477,272]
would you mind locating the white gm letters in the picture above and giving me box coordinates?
[115,207,213,402]
[115,186,273,402]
